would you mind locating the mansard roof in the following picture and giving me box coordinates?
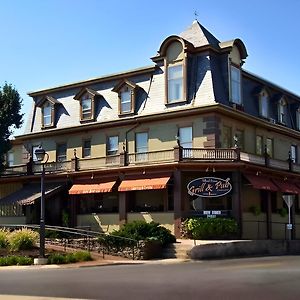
[112,79,137,93]
[219,38,248,59]
[74,87,101,100]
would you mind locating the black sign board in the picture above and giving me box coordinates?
[187,177,232,198]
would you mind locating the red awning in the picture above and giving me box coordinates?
[244,174,278,192]
[69,181,116,194]
[272,179,300,194]
[118,176,170,192]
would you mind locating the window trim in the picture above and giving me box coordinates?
[56,143,67,162]
[82,139,91,158]
[291,145,297,163]
[80,97,94,122]
[107,135,119,156]
[278,98,287,124]
[118,86,135,115]
[259,90,269,119]
[41,101,54,128]
[229,64,242,105]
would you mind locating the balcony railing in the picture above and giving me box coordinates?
[0,146,298,176]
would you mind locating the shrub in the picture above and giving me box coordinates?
[8,228,39,252]
[0,256,33,266]
[0,229,8,248]
[47,251,92,265]
[110,221,176,246]
[279,207,288,218]
[249,205,261,216]
[185,218,238,240]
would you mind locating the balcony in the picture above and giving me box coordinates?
[0,147,296,177]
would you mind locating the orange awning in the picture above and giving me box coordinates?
[118,176,170,192]
[272,179,300,194]
[69,181,116,194]
[244,174,278,192]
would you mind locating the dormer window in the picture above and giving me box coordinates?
[112,79,137,115]
[278,98,287,124]
[168,64,183,102]
[230,65,242,105]
[36,96,61,129]
[259,90,269,118]
[296,108,300,130]
[74,88,100,122]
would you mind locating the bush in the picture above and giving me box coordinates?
[0,229,8,248]
[110,221,176,246]
[185,218,238,240]
[8,228,39,252]
[0,256,33,266]
[249,205,261,216]
[47,251,92,265]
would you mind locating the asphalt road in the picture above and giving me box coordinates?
[1,256,300,300]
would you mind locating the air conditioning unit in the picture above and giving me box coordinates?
[269,118,276,124]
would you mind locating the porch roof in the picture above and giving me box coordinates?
[272,179,300,194]
[0,183,64,206]
[244,174,279,192]
[118,176,170,192]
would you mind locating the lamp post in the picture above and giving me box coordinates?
[34,146,49,264]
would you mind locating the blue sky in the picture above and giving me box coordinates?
[1,0,300,136]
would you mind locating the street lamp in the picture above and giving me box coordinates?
[34,146,49,265]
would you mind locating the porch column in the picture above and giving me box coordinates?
[119,192,127,225]
[232,171,242,238]
[173,169,182,238]
[266,192,272,239]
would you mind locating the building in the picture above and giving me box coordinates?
[1,20,300,239]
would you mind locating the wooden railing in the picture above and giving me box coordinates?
[1,147,299,176]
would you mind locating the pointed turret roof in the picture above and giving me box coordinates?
[180,20,220,48]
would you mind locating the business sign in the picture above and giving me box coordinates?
[187,177,232,198]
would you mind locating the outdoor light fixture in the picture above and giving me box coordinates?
[34,146,49,265]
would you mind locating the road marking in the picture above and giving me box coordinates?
[0,296,86,300]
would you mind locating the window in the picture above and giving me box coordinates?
[81,97,92,120]
[296,109,300,130]
[42,102,52,127]
[120,87,132,114]
[278,98,287,124]
[223,126,232,148]
[136,132,148,161]
[168,65,183,102]
[82,140,91,158]
[107,136,119,156]
[230,65,242,104]
[179,126,192,158]
[256,135,263,155]
[7,152,14,167]
[291,145,297,163]
[235,130,244,150]
[56,144,67,162]
[266,138,273,158]
[259,91,269,118]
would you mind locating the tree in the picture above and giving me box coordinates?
[0,83,23,171]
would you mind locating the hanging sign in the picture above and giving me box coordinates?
[187,177,232,198]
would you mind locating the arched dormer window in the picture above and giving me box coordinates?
[74,87,100,122]
[112,79,137,115]
[36,96,61,129]
[259,89,269,118]
[278,97,287,124]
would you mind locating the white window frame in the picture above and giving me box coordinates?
[230,65,242,105]
[167,64,183,103]
[107,136,119,156]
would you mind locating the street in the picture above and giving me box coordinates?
[0,256,300,300]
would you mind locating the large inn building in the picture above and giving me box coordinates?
[1,20,300,239]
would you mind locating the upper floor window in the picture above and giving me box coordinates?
[179,126,192,148]
[82,140,91,158]
[74,87,100,122]
[107,136,119,156]
[165,41,185,104]
[136,132,148,161]
[256,135,263,155]
[291,145,297,163]
[296,109,300,130]
[230,65,242,105]
[234,130,244,150]
[266,138,273,158]
[223,126,232,148]
[42,102,53,127]
[6,152,14,167]
[278,98,287,124]
[259,91,269,118]
[36,96,61,129]
[112,80,137,115]
[57,143,67,162]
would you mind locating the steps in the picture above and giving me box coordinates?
[161,241,194,259]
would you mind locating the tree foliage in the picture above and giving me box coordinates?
[0,83,23,170]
